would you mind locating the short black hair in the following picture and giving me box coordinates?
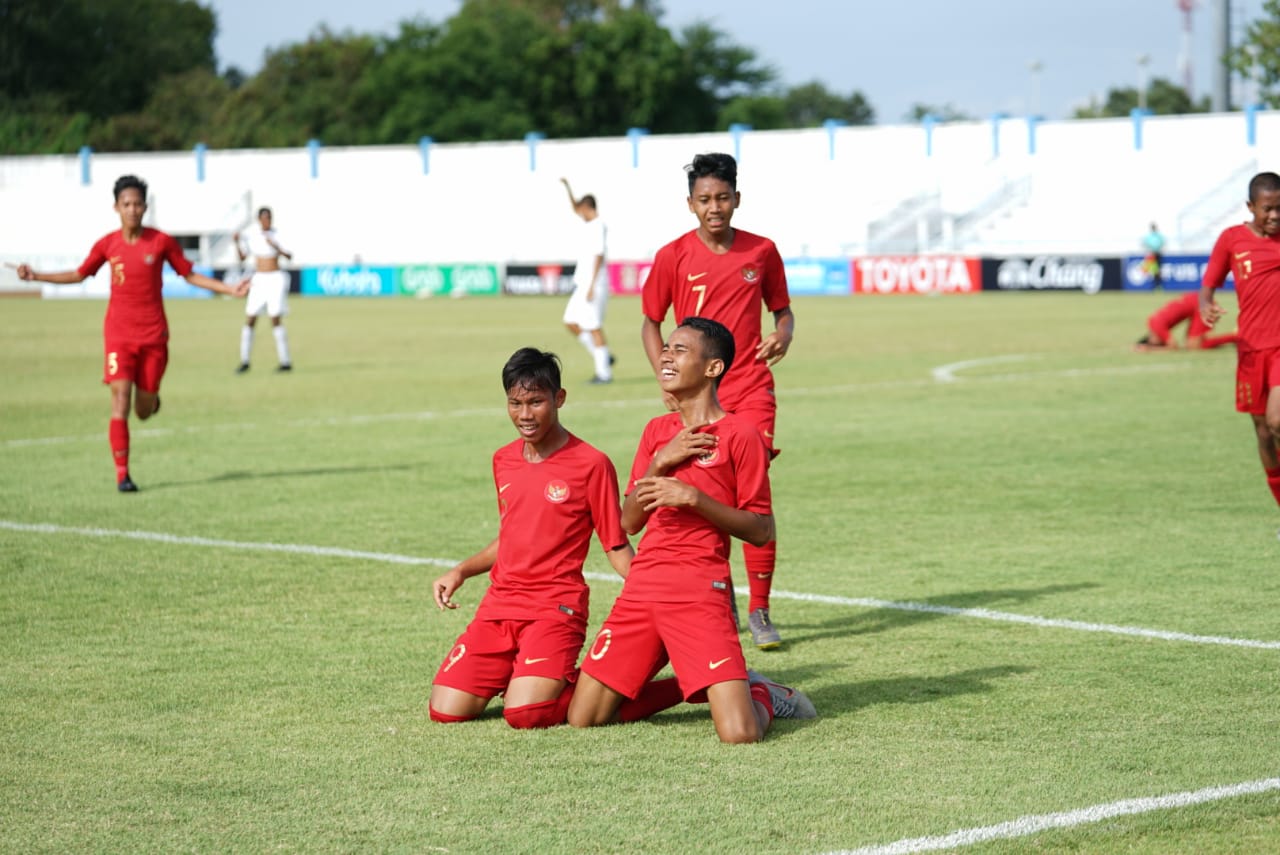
[1249,172,1280,202]
[685,152,737,194]
[577,194,597,211]
[258,206,273,217]
[677,316,735,387]
[113,175,147,202]
[502,347,562,394]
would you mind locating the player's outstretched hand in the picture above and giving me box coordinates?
[756,331,792,366]
[632,476,697,512]
[1200,301,1226,327]
[231,277,251,298]
[433,568,466,610]
[653,424,718,471]
[13,263,34,281]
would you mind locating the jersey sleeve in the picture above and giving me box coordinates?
[760,241,791,312]
[1202,229,1233,290]
[76,236,110,279]
[731,425,772,514]
[162,233,194,277]
[642,244,676,323]
[627,420,660,494]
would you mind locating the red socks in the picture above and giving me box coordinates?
[109,418,129,481]
[1265,466,1280,507]
[744,541,776,613]
[1201,332,1238,349]
[617,677,684,723]
[749,682,774,726]
[503,685,575,729]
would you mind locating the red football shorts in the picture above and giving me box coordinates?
[1235,346,1280,415]
[580,593,746,702]
[103,340,168,392]
[431,618,583,700]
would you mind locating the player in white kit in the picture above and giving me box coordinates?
[234,206,293,373]
[560,178,613,384]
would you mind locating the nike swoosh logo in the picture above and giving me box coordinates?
[1235,252,1251,259]
[499,483,512,493]
[524,657,549,665]
[687,272,708,281]
[709,657,731,670]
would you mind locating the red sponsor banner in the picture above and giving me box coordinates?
[608,260,652,296]
[852,255,981,295]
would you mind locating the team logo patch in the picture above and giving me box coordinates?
[545,479,570,503]
[741,265,760,283]
[144,254,155,266]
[696,447,720,467]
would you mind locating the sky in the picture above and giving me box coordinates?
[207,0,1257,124]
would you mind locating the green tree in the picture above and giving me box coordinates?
[906,103,972,122]
[91,69,232,152]
[1229,0,1280,108]
[1072,77,1208,118]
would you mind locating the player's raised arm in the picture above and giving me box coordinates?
[12,263,86,285]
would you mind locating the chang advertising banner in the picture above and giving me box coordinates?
[853,255,980,295]
[1122,254,1232,291]
[982,256,1122,293]
[784,258,852,296]
[504,264,575,296]
[397,264,500,297]
[607,261,652,295]
[301,266,395,296]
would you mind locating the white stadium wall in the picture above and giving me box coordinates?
[1,110,1278,279]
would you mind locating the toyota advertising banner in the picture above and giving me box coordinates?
[1122,254,1233,292]
[608,261,652,296]
[981,256,1122,293]
[853,256,981,295]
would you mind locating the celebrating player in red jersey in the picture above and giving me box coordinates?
[641,152,795,651]
[1199,171,1280,525]
[1134,292,1237,351]
[569,318,815,743]
[428,348,634,729]
[15,174,248,493]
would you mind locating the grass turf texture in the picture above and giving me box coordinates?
[2,292,1279,854]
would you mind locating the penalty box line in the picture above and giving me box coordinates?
[2,519,1276,652]
[822,776,1280,855]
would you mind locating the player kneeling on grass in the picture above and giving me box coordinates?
[428,347,633,729]
[568,318,815,744]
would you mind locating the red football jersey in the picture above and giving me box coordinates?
[78,228,193,345]
[643,229,790,411]
[1203,224,1280,352]
[622,412,772,603]
[1149,292,1209,338]
[476,434,627,625]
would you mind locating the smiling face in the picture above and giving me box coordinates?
[658,325,723,396]
[506,382,566,447]
[687,175,740,240]
[1248,188,1280,238]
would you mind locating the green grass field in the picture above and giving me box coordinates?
[3,292,1279,854]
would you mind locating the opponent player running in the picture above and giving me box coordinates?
[1199,171,1280,527]
[428,348,633,729]
[234,206,294,373]
[569,318,815,743]
[641,152,795,650]
[15,174,248,492]
[1134,291,1237,351]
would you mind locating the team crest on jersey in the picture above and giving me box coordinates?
[741,265,760,283]
[144,254,155,265]
[544,479,570,503]
[696,447,720,467]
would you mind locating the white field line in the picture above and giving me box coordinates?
[1,360,1186,450]
[3,519,1276,651]
[823,776,1280,855]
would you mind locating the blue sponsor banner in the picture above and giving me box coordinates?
[301,266,396,296]
[782,258,852,296]
[1123,254,1234,291]
[162,264,213,299]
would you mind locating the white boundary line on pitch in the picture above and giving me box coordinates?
[4,519,1277,651]
[1,360,1187,450]
[822,776,1280,855]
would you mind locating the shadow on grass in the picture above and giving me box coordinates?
[772,582,1100,647]
[145,461,426,490]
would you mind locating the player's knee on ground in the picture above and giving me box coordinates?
[503,699,564,729]
[429,706,477,724]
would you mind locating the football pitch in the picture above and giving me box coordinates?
[3,292,1279,854]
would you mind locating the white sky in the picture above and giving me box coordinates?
[207,0,1256,123]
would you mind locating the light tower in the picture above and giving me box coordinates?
[1177,0,1196,98]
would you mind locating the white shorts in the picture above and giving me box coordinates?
[562,279,608,330]
[245,270,289,318]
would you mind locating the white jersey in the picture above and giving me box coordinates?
[572,217,606,291]
[241,225,289,260]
